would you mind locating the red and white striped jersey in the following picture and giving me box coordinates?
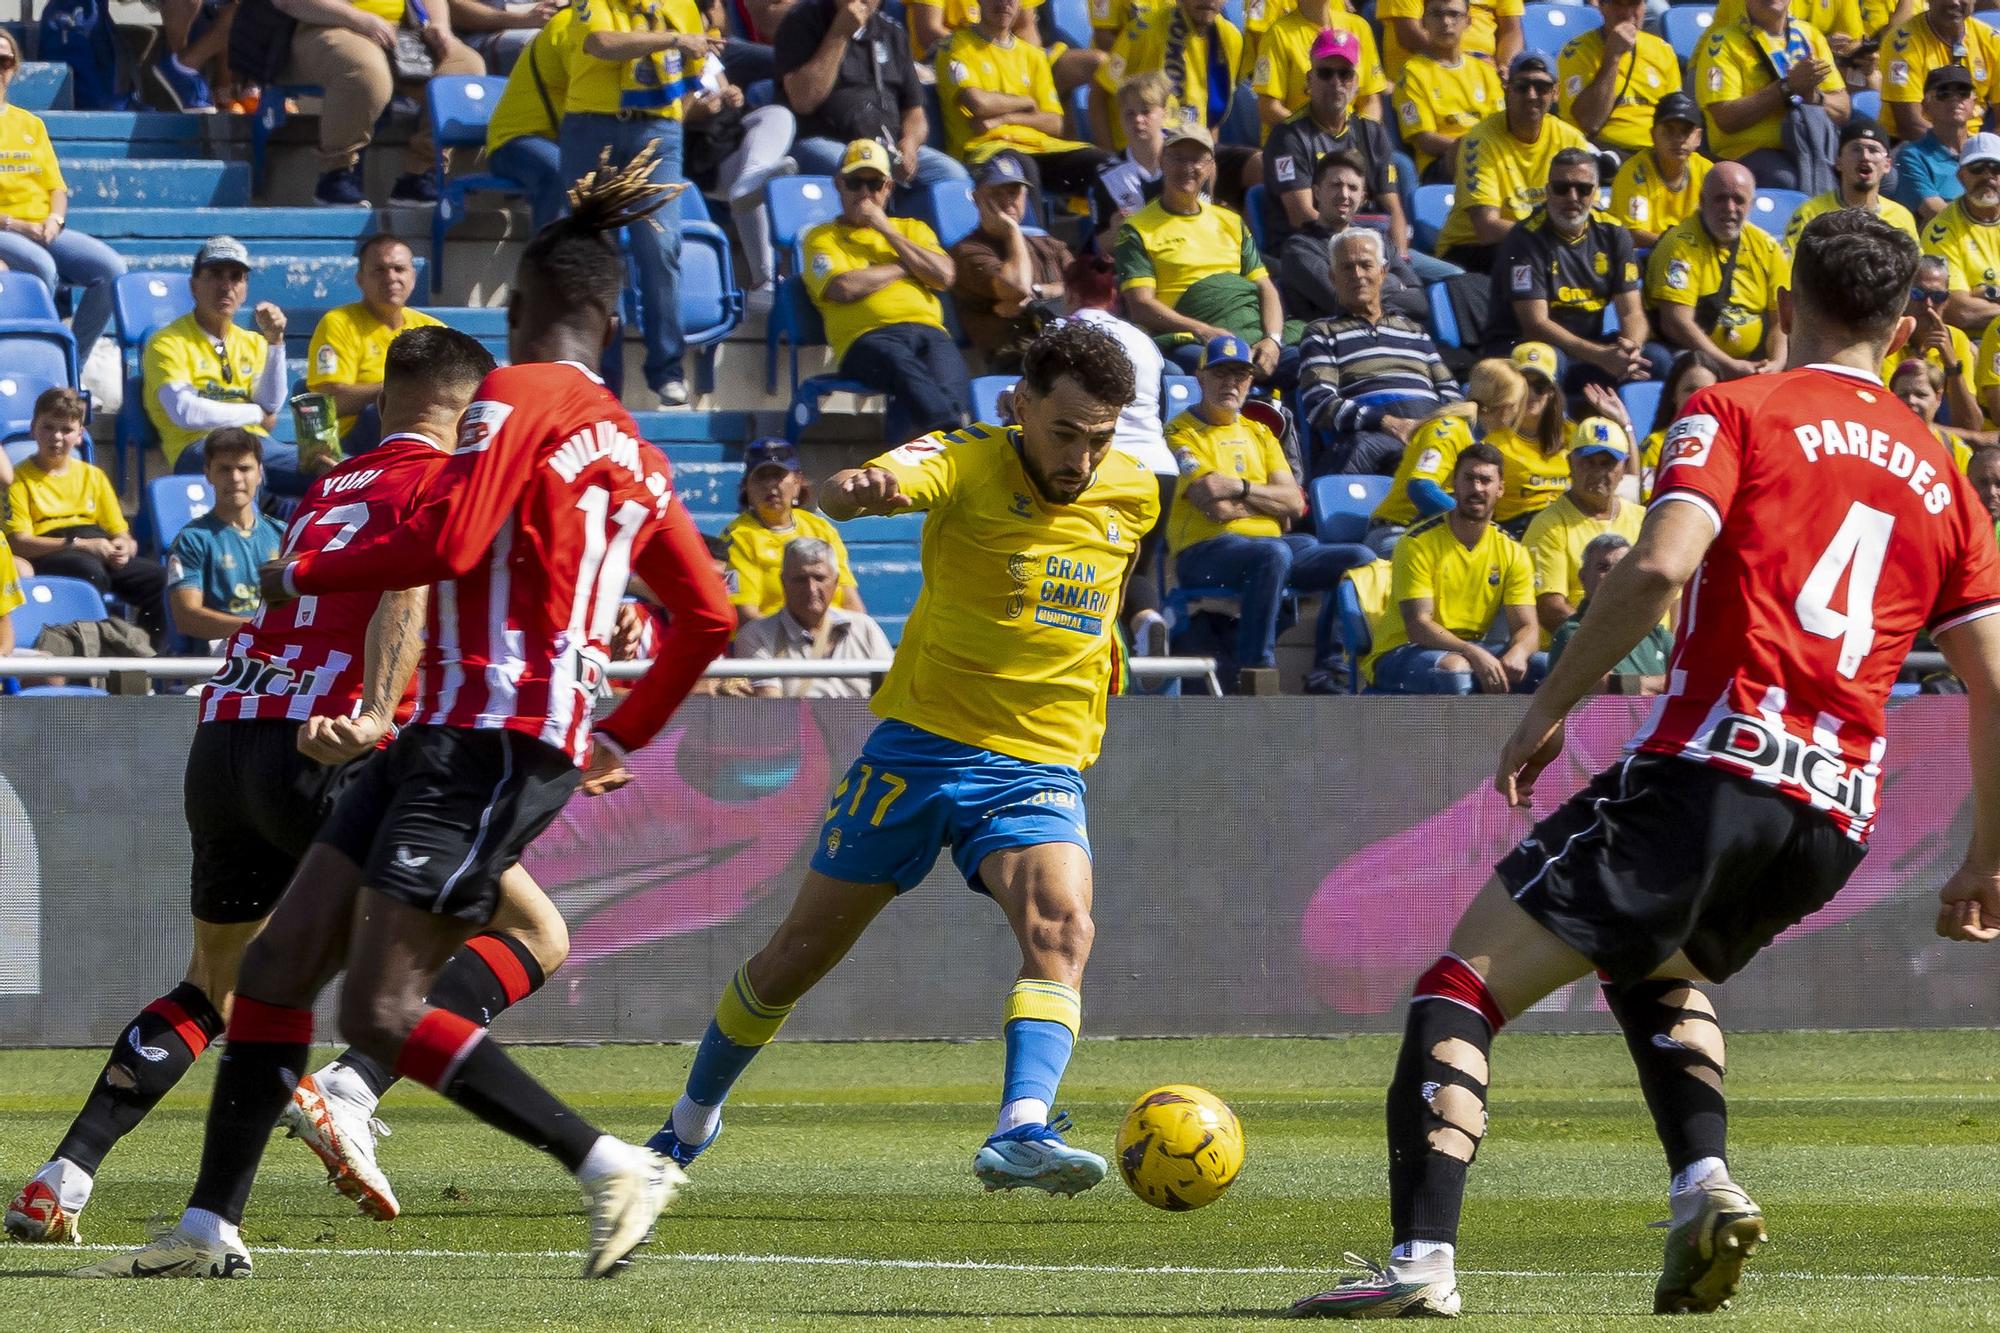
[1631,364,2000,842]
[199,433,450,725]
[289,361,735,765]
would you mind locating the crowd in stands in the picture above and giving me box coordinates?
[17,0,2000,695]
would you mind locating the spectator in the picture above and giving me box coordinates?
[561,0,710,408]
[1608,92,1709,250]
[272,0,484,206]
[735,538,893,697]
[1297,227,1462,475]
[1260,30,1407,258]
[1892,65,1977,226]
[0,535,20,657]
[305,236,445,457]
[143,238,310,493]
[0,32,126,364]
[1887,255,1984,434]
[154,0,228,112]
[1166,334,1362,691]
[1252,0,1388,132]
[1362,441,1539,694]
[1545,531,1669,693]
[1487,147,1657,391]
[1392,0,1502,184]
[1090,73,1170,255]
[803,140,969,439]
[1435,50,1591,273]
[773,0,969,193]
[164,430,286,649]
[484,4,581,231]
[1922,133,2000,335]
[3,388,169,646]
[1090,0,1259,207]
[1375,0,1522,80]
[1490,339,1570,533]
[721,438,865,620]
[1967,445,2000,542]
[1645,161,1790,380]
[951,154,1075,372]
[1365,357,1527,554]
[1890,358,1973,468]
[1115,125,1291,375]
[1690,0,1848,191]
[1555,0,1681,157]
[452,0,558,74]
[935,0,1113,196]
[1882,0,2000,142]
[1636,351,1716,497]
[684,30,800,297]
[1522,415,1641,641]
[1782,119,1918,259]
[1275,151,1427,324]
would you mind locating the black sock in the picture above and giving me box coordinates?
[1602,977,1728,1173]
[396,1009,601,1172]
[54,981,225,1176]
[329,934,549,1103]
[1387,958,1502,1247]
[187,998,313,1225]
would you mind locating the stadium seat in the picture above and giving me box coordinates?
[8,62,73,112]
[112,270,191,370]
[148,476,215,553]
[1519,3,1602,54]
[851,554,925,624]
[13,576,109,645]
[0,275,78,387]
[1852,88,1880,121]
[679,221,746,394]
[918,180,980,250]
[1311,474,1392,544]
[1662,4,1716,60]
[0,271,60,323]
[1162,374,1200,420]
[0,344,70,437]
[1334,574,1373,694]
[1244,183,1268,255]
[1426,281,1463,349]
[39,110,208,159]
[1047,0,1091,47]
[840,511,927,545]
[1750,188,1807,239]
[252,86,324,194]
[769,176,841,261]
[970,374,1015,424]
[429,76,526,296]
[1412,184,1454,255]
[1619,379,1664,441]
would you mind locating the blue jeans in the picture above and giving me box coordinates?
[1372,642,1549,694]
[1175,532,1370,673]
[0,227,127,356]
[489,134,567,233]
[839,323,971,442]
[1406,250,1464,285]
[791,136,968,203]
[560,112,685,389]
[175,431,315,499]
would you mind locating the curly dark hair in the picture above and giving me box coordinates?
[1793,209,1920,341]
[1019,320,1137,411]
[517,141,682,320]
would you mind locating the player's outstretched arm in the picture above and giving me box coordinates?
[1934,611,2000,942]
[1496,499,1714,807]
[298,585,429,765]
[820,466,912,520]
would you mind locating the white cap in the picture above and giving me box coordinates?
[1962,132,2000,167]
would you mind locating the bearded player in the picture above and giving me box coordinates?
[1289,210,2000,1319]
[77,149,736,1281]
[642,322,1158,1196]
[6,327,567,1243]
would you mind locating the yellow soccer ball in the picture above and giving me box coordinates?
[1114,1084,1245,1211]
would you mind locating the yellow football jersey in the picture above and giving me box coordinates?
[486,6,579,152]
[566,0,705,120]
[1393,55,1503,176]
[0,535,21,622]
[1555,29,1683,154]
[905,0,1044,61]
[1096,6,1245,147]
[1922,200,2000,304]
[866,422,1161,769]
[141,314,273,465]
[1364,512,1533,681]
[1375,0,1523,78]
[1113,199,1266,305]
[937,28,1086,160]
[1487,425,1569,523]
[1711,0,1863,40]
[802,216,950,362]
[1609,149,1710,240]
[1782,190,1919,256]
[1521,492,1644,646]
[1692,19,1842,160]
[0,105,64,223]
[1251,8,1388,128]
[1646,215,1791,360]
[305,303,445,436]
[1438,112,1592,255]
[1881,11,2000,108]
[1373,414,1471,528]
[721,507,860,617]
[1164,408,1292,550]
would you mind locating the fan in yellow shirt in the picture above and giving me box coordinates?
[1521,417,1644,646]
[1093,0,1244,149]
[484,5,582,230]
[905,0,1044,62]
[566,0,707,121]
[720,439,864,619]
[1921,163,2000,332]
[1555,1,1684,156]
[1608,97,1709,248]
[1646,162,1792,374]
[1375,0,1523,80]
[0,533,21,657]
[1880,4,2000,141]
[1884,258,1984,433]
[1252,0,1387,132]
[1710,0,1864,43]
[1691,13,1846,163]
[304,237,445,441]
[1395,48,1503,180]
[936,14,1092,163]
[801,149,954,364]
[1371,358,1528,537]
[1437,54,1592,263]
[1977,315,2000,427]
[1780,121,1919,260]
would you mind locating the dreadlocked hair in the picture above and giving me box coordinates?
[520,141,685,316]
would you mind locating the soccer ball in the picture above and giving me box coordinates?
[1114,1084,1245,1211]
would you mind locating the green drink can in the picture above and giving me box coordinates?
[291,391,343,471]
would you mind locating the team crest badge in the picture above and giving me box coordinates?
[825,827,842,857]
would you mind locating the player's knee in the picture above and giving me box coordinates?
[498,889,570,975]
[336,990,423,1060]
[1020,902,1094,973]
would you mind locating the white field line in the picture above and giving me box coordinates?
[42,1244,2000,1285]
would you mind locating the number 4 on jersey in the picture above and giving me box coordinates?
[1795,502,1894,680]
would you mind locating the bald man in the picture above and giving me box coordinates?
[1643,161,1793,379]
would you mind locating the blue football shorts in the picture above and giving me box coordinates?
[807,719,1091,894]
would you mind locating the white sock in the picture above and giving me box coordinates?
[314,1061,382,1117]
[1670,1156,1728,1224]
[670,1095,720,1148]
[179,1207,241,1250]
[995,1097,1049,1135]
[1389,1240,1455,1270]
[574,1135,632,1184]
[35,1158,92,1213]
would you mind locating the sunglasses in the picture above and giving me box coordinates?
[1910,288,1950,304]
[1311,64,1357,79]
[1513,78,1556,93]
[840,174,890,192]
[1969,161,2000,176]
[1547,179,1596,197]
[210,338,235,384]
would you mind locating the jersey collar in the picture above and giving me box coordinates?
[1804,362,1883,386]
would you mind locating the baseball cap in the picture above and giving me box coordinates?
[974,152,1031,189]
[838,138,892,178]
[1507,49,1556,82]
[1927,62,1975,93]
[1654,91,1701,126]
[1163,122,1215,153]
[1198,334,1254,370]
[1512,341,1558,382]
[1964,132,2000,167]
[1310,27,1361,66]
[193,235,251,272]
[743,438,802,475]
[1840,116,1891,149]
[1570,416,1631,460]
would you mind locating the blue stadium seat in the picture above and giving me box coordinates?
[679,221,746,394]
[13,576,109,644]
[62,159,251,209]
[148,476,215,553]
[0,273,78,385]
[1426,281,1463,349]
[1619,379,1665,440]
[1519,2,1601,54]
[252,86,324,193]
[667,462,743,513]
[1222,0,1244,31]
[1749,188,1807,239]
[1413,184,1454,255]
[1662,5,1716,61]
[430,76,526,296]
[1244,183,1269,255]
[769,176,841,260]
[1311,474,1392,544]
[851,555,925,621]
[1334,573,1375,694]
[0,272,60,323]
[9,63,73,112]
[0,344,71,436]
[1047,0,1091,47]
[1162,374,1200,421]
[970,373,1015,424]
[113,270,192,369]
[840,511,927,545]
[1852,88,1880,121]
[917,180,980,250]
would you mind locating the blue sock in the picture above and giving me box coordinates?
[686,1019,764,1107]
[684,965,796,1107]
[1002,1018,1075,1108]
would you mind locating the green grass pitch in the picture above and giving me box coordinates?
[4,1032,2000,1330]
